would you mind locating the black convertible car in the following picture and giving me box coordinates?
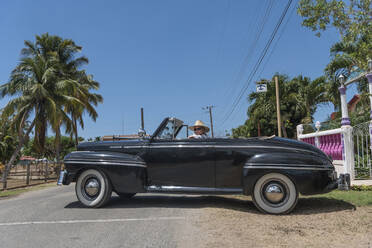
[58,117,349,214]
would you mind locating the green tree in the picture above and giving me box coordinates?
[290,75,327,123]
[233,74,327,138]
[325,39,370,112]
[0,115,17,165]
[20,33,103,150]
[298,1,371,122]
[64,70,102,147]
[298,0,372,69]
[0,33,102,188]
[23,136,78,160]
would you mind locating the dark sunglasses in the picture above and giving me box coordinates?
[194,127,203,131]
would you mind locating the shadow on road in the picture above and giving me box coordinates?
[65,194,356,215]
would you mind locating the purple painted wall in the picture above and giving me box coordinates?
[301,133,343,160]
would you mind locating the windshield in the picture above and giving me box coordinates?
[153,118,184,140]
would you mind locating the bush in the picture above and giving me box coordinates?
[351,185,372,191]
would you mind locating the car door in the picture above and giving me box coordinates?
[145,122,215,187]
[214,139,244,188]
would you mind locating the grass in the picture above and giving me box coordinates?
[0,183,56,199]
[310,190,372,207]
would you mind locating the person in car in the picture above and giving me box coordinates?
[188,120,209,139]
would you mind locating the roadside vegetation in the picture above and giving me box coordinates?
[0,33,103,189]
[233,0,371,137]
[309,189,372,207]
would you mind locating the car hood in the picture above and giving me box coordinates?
[263,137,331,161]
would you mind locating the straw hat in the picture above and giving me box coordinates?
[189,120,210,132]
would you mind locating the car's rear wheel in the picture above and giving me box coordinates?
[118,193,136,199]
[75,169,112,208]
[252,173,298,214]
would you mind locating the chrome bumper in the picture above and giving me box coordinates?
[326,173,350,191]
[57,170,67,186]
[337,173,350,191]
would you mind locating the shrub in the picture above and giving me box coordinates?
[351,185,372,191]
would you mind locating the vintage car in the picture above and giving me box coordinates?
[58,117,349,214]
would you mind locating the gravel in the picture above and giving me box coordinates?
[177,195,372,248]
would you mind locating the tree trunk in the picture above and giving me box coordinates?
[1,119,35,190]
[2,144,23,189]
[55,126,61,174]
[73,116,78,148]
[281,124,288,138]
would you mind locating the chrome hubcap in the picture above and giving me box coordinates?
[85,178,100,196]
[264,183,284,203]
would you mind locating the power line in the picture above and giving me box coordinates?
[220,0,293,126]
[223,1,297,129]
[256,1,297,79]
[220,0,274,113]
[231,0,274,86]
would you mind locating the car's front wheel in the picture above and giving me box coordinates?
[252,173,298,214]
[75,169,112,208]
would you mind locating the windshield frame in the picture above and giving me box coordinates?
[151,117,184,141]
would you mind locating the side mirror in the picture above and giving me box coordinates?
[138,128,146,138]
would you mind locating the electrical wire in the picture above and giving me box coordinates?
[256,0,297,80]
[220,0,293,126]
[221,0,274,110]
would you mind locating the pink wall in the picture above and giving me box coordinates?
[301,133,343,160]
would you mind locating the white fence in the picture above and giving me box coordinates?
[297,124,355,179]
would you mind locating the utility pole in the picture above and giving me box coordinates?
[275,76,282,137]
[203,106,215,138]
[140,108,144,131]
[122,113,125,135]
[138,107,146,137]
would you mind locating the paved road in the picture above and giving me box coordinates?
[0,185,206,248]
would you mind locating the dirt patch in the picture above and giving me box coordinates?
[179,195,372,248]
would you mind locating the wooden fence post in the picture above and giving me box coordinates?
[44,162,48,182]
[26,162,30,185]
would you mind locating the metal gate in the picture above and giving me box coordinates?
[353,121,372,179]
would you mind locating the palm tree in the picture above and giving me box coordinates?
[20,33,102,150]
[324,38,370,112]
[289,75,327,124]
[64,70,103,147]
[235,74,328,138]
[0,116,16,165]
[0,48,79,188]
[247,75,291,137]
[0,33,102,189]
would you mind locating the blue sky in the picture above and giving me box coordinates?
[0,0,357,138]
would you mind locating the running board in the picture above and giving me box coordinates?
[146,185,243,194]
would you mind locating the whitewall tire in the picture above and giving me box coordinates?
[75,169,112,208]
[252,173,298,214]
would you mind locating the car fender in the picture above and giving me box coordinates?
[242,152,334,195]
[64,151,147,193]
